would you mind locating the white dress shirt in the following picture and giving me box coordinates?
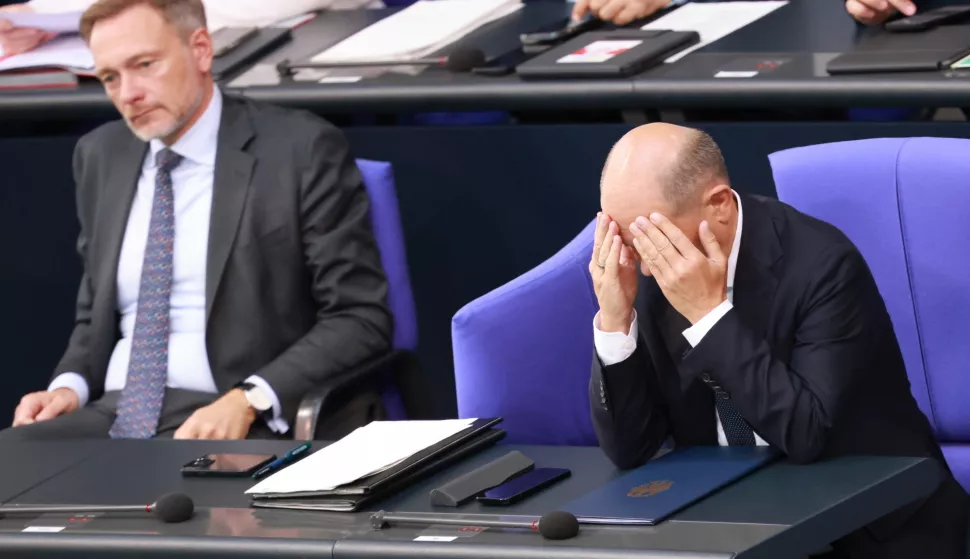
[49,88,288,434]
[26,0,384,29]
[593,192,768,446]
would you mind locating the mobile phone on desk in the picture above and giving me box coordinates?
[885,6,970,32]
[212,26,259,57]
[181,453,276,477]
[520,16,602,46]
[477,467,571,505]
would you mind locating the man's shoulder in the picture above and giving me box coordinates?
[227,95,343,146]
[76,119,136,154]
[748,195,862,268]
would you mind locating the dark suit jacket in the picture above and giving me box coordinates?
[590,195,968,558]
[54,94,392,425]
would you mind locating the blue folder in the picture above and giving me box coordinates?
[564,446,779,525]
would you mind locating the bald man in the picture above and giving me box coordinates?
[589,124,967,559]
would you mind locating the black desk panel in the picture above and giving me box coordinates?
[0,441,939,559]
[4,0,970,115]
[0,441,108,504]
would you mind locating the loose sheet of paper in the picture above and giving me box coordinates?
[2,11,82,34]
[642,1,787,63]
[246,419,477,495]
[311,0,522,63]
[0,35,93,73]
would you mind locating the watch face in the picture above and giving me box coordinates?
[245,387,272,412]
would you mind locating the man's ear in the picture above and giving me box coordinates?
[705,183,734,224]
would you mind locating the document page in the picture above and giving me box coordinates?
[2,11,82,34]
[246,419,477,495]
[642,1,787,63]
[0,35,93,73]
[311,0,522,63]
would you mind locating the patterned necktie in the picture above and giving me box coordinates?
[109,149,183,439]
[715,394,756,446]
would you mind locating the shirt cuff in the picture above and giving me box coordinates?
[48,373,89,407]
[682,300,733,348]
[245,375,289,434]
[593,310,638,366]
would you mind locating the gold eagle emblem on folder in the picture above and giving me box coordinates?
[627,480,674,497]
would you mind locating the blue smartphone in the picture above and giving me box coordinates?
[477,467,571,505]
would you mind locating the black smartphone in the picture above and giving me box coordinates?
[885,6,970,32]
[181,453,276,477]
[211,26,259,57]
[477,467,571,505]
[520,16,602,46]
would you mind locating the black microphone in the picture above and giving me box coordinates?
[370,510,580,540]
[0,493,194,524]
[276,47,487,76]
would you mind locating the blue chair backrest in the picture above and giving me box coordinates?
[770,138,970,442]
[357,159,417,420]
[452,220,600,445]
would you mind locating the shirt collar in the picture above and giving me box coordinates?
[148,87,222,168]
[726,190,742,290]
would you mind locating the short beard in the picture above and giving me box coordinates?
[126,86,205,143]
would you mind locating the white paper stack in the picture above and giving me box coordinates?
[0,35,94,74]
[642,1,788,63]
[246,419,477,496]
[310,0,522,64]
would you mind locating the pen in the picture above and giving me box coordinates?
[253,442,312,479]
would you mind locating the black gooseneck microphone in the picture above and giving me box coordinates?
[370,510,580,540]
[0,493,195,524]
[276,47,488,76]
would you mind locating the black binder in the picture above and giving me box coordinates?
[827,22,970,74]
[250,418,505,512]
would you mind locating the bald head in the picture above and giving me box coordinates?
[601,123,728,215]
[599,124,736,272]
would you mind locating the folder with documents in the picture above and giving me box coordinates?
[309,0,522,63]
[563,446,778,525]
[248,418,504,512]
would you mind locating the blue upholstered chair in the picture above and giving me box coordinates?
[452,220,599,446]
[771,138,970,490]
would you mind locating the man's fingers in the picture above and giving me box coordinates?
[886,0,916,16]
[604,234,622,279]
[596,0,627,23]
[174,421,198,439]
[572,0,591,21]
[0,19,12,32]
[13,399,43,427]
[645,213,699,257]
[612,6,642,26]
[635,218,680,263]
[631,227,671,279]
[597,220,616,267]
[699,221,725,263]
[592,212,608,260]
[846,1,875,22]
[34,398,68,422]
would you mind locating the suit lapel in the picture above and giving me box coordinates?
[731,196,783,340]
[206,97,255,321]
[95,138,148,304]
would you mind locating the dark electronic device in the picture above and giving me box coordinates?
[371,509,580,540]
[276,47,486,76]
[0,493,194,524]
[885,5,970,32]
[516,30,699,79]
[181,453,276,477]
[212,26,259,57]
[520,16,603,46]
[477,467,571,505]
[429,450,535,506]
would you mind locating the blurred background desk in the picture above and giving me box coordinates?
[3,0,970,421]
[0,441,942,559]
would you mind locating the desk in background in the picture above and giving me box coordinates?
[0,441,942,559]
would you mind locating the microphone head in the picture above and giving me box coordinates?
[153,493,194,523]
[537,511,579,540]
[445,47,487,73]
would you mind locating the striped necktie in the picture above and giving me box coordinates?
[109,148,183,439]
